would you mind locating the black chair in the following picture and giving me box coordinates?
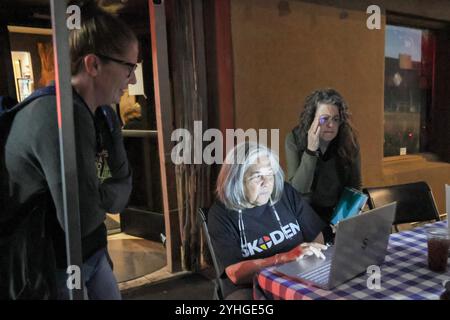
[198,207,225,300]
[363,181,441,232]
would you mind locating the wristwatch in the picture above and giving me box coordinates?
[305,148,320,157]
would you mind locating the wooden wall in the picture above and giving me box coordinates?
[229,0,450,214]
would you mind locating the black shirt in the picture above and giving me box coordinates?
[208,182,325,298]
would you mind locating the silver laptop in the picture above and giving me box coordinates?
[446,184,450,219]
[446,184,450,257]
[275,202,396,290]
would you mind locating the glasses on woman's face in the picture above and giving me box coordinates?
[96,53,138,78]
[246,173,275,186]
[319,115,342,126]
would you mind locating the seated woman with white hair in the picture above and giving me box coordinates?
[208,141,327,300]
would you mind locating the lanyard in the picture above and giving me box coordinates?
[238,199,299,257]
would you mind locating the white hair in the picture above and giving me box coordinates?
[216,141,284,211]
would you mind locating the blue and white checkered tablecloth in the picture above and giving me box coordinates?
[255,221,449,300]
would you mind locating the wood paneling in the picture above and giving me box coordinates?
[229,0,450,213]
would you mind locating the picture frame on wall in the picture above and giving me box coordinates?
[17,78,32,102]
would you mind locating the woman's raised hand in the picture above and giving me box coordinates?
[307,116,321,151]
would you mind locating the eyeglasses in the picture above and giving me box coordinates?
[96,53,139,78]
[246,173,275,185]
[319,115,342,126]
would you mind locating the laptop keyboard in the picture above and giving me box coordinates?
[297,260,332,285]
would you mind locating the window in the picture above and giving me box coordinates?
[11,51,35,102]
[384,24,435,157]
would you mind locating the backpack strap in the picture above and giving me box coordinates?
[6,85,56,115]
[0,85,56,212]
[0,96,18,114]
[99,105,117,134]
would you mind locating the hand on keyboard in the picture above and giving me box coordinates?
[298,242,328,260]
[274,243,328,265]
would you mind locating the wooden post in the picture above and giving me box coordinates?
[214,0,235,135]
[148,0,182,272]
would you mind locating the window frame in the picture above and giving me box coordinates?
[383,13,450,161]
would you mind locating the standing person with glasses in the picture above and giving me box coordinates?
[285,88,361,244]
[208,142,327,300]
[5,0,136,299]
[95,53,139,79]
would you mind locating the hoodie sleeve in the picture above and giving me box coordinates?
[96,105,132,213]
[285,131,317,195]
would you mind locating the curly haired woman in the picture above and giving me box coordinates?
[285,88,361,243]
